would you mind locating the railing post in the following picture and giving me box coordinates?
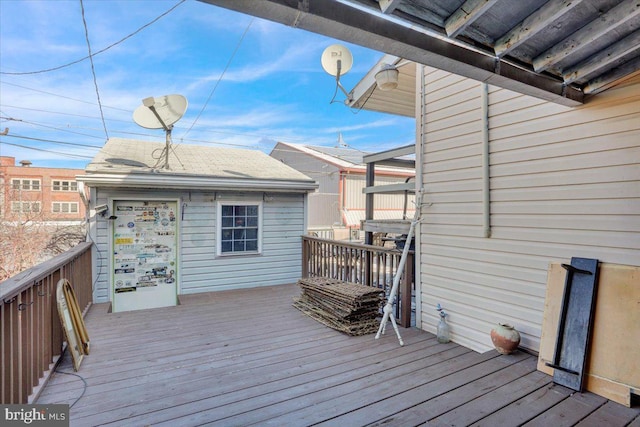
[399,252,413,328]
[301,237,309,278]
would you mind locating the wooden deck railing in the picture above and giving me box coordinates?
[301,236,414,327]
[0,242,92,404]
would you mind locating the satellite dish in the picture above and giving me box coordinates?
[133,94,187,130]
[132,94,188,170]
[321,44,353,77]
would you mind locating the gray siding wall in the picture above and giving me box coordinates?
[419,67,640,353]
[89,188,306,302]
[272,143,341,228]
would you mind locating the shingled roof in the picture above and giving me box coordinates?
[80,138,317,192]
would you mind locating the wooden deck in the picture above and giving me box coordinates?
[37,284,639,427]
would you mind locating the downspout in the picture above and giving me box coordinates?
[414,63,425,329]
[481,83,491,238]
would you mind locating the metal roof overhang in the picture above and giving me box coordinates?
[199,0,640,107]
[77,173,318,193]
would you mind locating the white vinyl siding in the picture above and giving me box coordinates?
[182,192,305,293]
[344,175,415,211]
[419,67,640,353]
[89,189,306,303]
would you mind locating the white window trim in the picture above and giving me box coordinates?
[11,201,41,213]
[52,201,79,213]
[52,180,78,192]
[11,178,41,191]
[216,201,263,256]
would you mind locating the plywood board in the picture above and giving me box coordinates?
[56,280,84,371]
[538,262,640,406]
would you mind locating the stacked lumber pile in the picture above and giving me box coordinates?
[293,277,384,336]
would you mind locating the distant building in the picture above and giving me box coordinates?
[0,156,85,222]
[270,142,415,232]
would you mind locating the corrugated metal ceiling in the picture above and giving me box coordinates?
[199,0,640,106]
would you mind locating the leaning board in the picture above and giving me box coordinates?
[56,279,88,371]
[538,262,640,406]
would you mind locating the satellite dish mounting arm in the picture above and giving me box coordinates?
[142,97,172,169]
[335,60,352,102]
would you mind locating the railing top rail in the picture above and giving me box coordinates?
[0,241,92,303]
[302,235,414,255]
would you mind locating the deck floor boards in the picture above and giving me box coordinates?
[36,283,639,426]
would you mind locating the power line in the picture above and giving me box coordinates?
[2,133,103,148]
[80,0,108,140]
[181,18,254,139]
[0,116,106,140]
[0,0,187,76]
[0,81,131,112]
[0,141,94,159]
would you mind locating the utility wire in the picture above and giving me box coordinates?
[2,133,103,148]
[1,116,106,140]
[0,0,187,76]
[0,141,94,159]
[80,0,108,139]
[1,81,131,112]
[181,18,254,139]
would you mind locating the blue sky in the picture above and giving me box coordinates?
[0,0,415,170]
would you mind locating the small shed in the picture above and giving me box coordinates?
[79,138,317,312]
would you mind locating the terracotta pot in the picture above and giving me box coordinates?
[490,323,521,355]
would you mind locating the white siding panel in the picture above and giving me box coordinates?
[89,189,306,301]
[181,193,306,294]
[419,69,640,353]
[345,175,415,211]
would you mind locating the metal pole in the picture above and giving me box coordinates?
[375,191,422,346]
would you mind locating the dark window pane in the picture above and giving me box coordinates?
[222,217,233,227]
[234,206,246,216]
[233,241,244,252]
[221,241,232,252]
[233,229,245,240]
[247,217,257,227]
[246,229,257,240]
[247,206,258,216]
[222,205,233,216]
[245,240,257,251]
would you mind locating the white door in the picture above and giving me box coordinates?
[111,200,178,312]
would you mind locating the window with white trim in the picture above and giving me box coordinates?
[11,201,41,213]
[218,203,261,255]
[52,180,78,192]
[52,202,79,213]
[11,178,41,191]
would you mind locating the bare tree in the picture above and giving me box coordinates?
[0,188,85,281]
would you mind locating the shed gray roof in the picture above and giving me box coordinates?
[81,138,317,192]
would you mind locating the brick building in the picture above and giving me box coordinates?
[0,156,86,222]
